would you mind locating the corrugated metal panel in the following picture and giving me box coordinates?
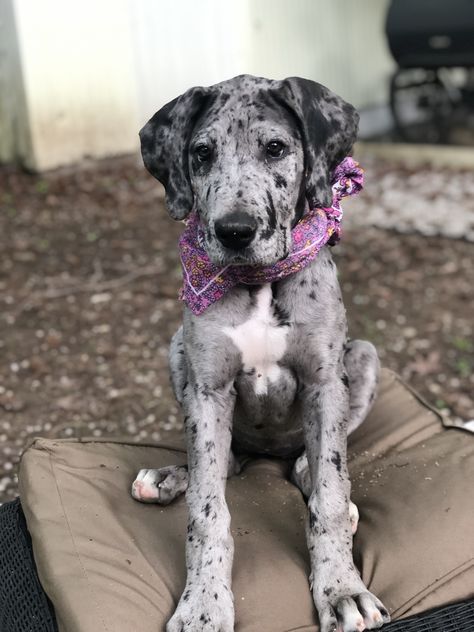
[129,0,394,119]
[128,0,252,122]
[239,0,394,108]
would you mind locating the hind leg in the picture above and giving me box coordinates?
[291,452,360,535]
[132,449,241,505]
[344,339,380,435]
[132,327,243,505]
[132,465,189,505]
[131,326,190,505]
[169,325,187,406]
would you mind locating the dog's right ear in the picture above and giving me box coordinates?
[139,87,212,220]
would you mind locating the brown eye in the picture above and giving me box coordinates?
[266,140,286,159]
[194,144,212,163]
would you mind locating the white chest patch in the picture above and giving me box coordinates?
[223,285,288,395]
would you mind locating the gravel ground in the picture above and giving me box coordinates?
[347,155,474,241]
[0,154,473,503]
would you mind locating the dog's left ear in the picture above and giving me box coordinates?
[139,86,213,220]
[272,77,359,208]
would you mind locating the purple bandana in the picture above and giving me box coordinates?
[179,157,363,315]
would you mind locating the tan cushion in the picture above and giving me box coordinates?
[19,369,474,632]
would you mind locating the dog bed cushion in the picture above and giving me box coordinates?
[18,369,474,632]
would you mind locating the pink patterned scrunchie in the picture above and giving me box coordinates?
[178,157,364,315]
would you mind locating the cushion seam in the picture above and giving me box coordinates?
[48,451,110,632]
[29,437,187,454]
[394,374,444,426]
[391,557,474,618]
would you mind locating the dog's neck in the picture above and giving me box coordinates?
[179,157,364,316]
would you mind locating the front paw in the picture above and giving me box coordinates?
[313,581,390,632]
[166,583,234,632]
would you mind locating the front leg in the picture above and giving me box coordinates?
[303,366,390,632]
[167,381,236,632]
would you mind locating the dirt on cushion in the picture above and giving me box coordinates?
[0,155,473,503]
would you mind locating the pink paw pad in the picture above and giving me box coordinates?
[131,471,159,502]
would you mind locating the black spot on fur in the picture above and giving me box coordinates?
[248,285,262,307]
[274,173,287,189]
[331,451,342,472]
[273,301,290,327]
[315,176,326,190]
[341,373,349,388]
[292,173,307,227]
[200,385,211,399]
[266,190,277,231]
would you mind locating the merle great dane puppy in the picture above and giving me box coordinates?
[132,75,390,632]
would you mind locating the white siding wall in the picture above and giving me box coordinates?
[0,0,394,170]
[11,0,139,170]
[0,0,31,164]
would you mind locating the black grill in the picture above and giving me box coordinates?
[0,498,58,632]
[385,0,474,143]
[386,0,474,69]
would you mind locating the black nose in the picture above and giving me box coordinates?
[214,212,258,250]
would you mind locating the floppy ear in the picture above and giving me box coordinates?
[273,77,359,208]
[139,87,213,220]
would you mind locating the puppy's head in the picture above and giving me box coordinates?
[140,75,358,266]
